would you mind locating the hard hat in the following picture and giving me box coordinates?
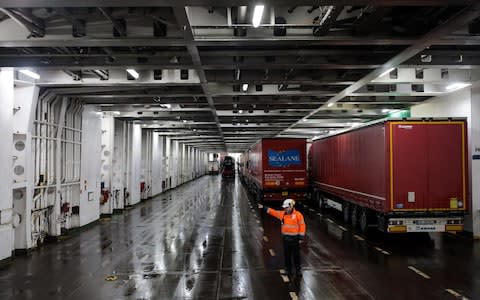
[282,199,295,208]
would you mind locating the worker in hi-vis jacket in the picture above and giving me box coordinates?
[259,199,306,277]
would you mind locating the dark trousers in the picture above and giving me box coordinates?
[283,236,301,273]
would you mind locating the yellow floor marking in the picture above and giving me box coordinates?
[281,275,290,282]
[408,266,431,279]
[374,246,391,255]
[289,292,299,300]
[141,254,150,261]
[269,249,276,256]
[338,225,348,231]
[354,235,365,241]
[263,236,269,242]
[445,289,469,299]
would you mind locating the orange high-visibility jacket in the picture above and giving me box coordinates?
[267,208,306,237]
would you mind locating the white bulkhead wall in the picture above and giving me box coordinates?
[126,123,142,205]
[79,106,102,226]
[141,130,153,200]
[151,134,164,196]
[100,115,115,215]
[411,87,480,237]
[12,83,39,250]
[0,69,14,260]
[112,119,126,210]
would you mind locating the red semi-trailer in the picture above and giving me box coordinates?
[309,119,468,233]
[245,138,308,202]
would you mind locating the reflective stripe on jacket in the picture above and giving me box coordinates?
[266,208,306,237]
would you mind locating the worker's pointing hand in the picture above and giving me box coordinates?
[258,204,264,209]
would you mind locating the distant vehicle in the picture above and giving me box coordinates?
[243,138,308,202]
[221,156,235,178]
[208,161,219,175]
[309,119,468,233]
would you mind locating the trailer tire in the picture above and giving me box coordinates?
[256,190,263,203]
[359,207,369,234]
[351,205,359,228]
[342,202,350,224]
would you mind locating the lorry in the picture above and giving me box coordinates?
[309,119,468,233]
[221,156,235,178]
[244,138,308,202]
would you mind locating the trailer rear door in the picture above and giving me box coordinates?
[389,121,467,212]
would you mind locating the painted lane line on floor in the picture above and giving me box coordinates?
[289,292,299,300]
[374,246,390,255]
[256,220,260,224]
[408,266,431,279]
[263,236,269,242]
[259,227,264,232]
[281,275,290,282]
[317,213,323,217]
[338,225,348,231]
[326,218,334,223]
[280,269,286,274]
[353,234,365,241]
[269,249,276,256]
[445,289,469,299]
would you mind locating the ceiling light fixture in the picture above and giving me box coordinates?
[112,111,121,115]
[19,69,40,80]
[126,69,139,79]
[327,102,334,107]
[242,83,249,92]
[382,109,391,113]
[239,110,243,114]
[252,5,265,28]
[446,82,471,91]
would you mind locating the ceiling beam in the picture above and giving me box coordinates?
[278,3,480,136]
[0,1,474,7]
[174,6,225,150]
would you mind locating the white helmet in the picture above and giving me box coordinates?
[282,199,295,208]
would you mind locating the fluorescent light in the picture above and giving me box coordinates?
[327,102,334,107]
[183,119,187,123]
[112,111,120,115]
[126,69,139,79]
[163,104,172,109]
[446,83,471,91]
[239,110,243,113]
[378,67,395,78]
[302,118,308,122]
[242,83,249,92]
[252,5,264,28]
[382,109,391,113]
[19,69,40,80]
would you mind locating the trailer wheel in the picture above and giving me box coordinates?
[359,207,369,234]
[314,190,324,209]
[351,205,359,228]
[256,190,263,203]
[342,202,350,223]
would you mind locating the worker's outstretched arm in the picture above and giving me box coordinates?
[258,204,283,220]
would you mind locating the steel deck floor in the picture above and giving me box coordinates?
[0,176,479,299]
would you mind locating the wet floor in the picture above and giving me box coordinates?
[0,176,479,299]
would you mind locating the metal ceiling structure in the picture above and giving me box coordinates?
[1,1,480,152]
